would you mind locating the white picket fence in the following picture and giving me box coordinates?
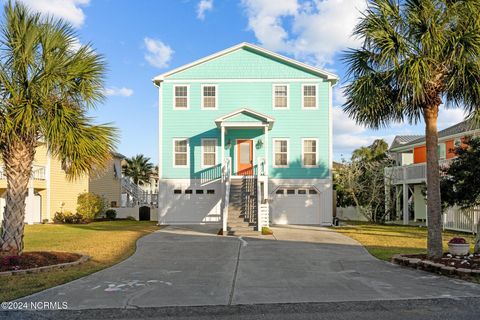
[443,206,480,234]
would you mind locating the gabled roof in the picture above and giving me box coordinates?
[152,42,339,84]
[389,135,424,150]
[215,108,275,129]
[390,120,480,151]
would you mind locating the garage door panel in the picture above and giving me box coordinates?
[271,189,320,225]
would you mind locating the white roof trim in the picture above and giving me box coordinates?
[152,42,339,84]
[215,108,275,130]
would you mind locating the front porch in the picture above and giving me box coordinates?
[216,108,273,234]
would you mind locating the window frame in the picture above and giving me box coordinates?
[173,138,189,168]
[201,138,217,168]
[173,85,190,110]
[272,138,289,168]
[272,84,290,109]
[438,142,447,160]
[301,84,318,109]
[201,84,218,110]
[302,138,319,168]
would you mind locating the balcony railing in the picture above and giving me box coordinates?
[385,159,452,184]
[0,165,46,181]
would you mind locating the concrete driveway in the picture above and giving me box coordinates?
[17,225,480,309]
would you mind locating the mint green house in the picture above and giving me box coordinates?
[153,43,338,234]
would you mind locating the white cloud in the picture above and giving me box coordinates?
[104,87,134,97]
[241,0,366,67]
[143,38,174,69]
[437,108,467,130]
[332,106,365,135]
[20,0,89,28]
[197,0,213,20]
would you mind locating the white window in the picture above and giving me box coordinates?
[174,85,189,109]
[173,139,189,167]
[273,84,289,109]
[201,139,217,167]
[302,84,317,109]
[201,85,217,109]
[273,139,289,167]
[438,143,446,160]
[302,139,318,167]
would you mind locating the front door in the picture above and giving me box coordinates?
[237,139,253,175]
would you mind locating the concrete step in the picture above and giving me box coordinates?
[227,230,259,236]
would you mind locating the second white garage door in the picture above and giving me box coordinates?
[270,188,320,225]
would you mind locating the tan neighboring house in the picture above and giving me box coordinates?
[0,143,89,224]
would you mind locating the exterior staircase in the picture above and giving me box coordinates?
[226,178,259,236]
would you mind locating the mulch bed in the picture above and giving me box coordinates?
[0,251,82,272]
[403,253,480,270]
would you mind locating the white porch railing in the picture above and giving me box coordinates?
[0,165,46,181]
[121,177,156,207]
[221,157,232,233]
[385,159,452,184]
[444,206,479,234]
[256,157,269,230]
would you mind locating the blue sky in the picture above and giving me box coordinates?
[12,0,467,163]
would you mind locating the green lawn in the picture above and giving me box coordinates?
[333,222,476,261]
[0,220,160,301]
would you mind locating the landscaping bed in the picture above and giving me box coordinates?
[392,253,480,279]
[0,252,85,273]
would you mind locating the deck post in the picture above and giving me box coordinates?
[264,125,268,175]
[221,125,225,163]
[403,183,409,225]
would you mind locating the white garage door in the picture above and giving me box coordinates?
[271,188,320,225]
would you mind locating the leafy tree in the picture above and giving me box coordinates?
[335,139,393,222]
[0,2,117,255]
[441,137,480,252]
[343,0,480,258]
[122,154,154,185]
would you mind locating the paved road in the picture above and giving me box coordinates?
[4,298,480,319]
[11,225,480,310]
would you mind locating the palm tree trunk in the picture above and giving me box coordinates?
[424,105,443,258]
[0,139,35,256]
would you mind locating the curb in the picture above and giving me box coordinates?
[0,254,90,276]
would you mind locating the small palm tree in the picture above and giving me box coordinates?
[122,155,154,186]
[343,0,480,258]
[0,2,117,255]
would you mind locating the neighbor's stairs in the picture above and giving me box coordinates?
[227,178,259,236]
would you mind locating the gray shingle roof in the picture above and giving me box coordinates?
[390,120,479,151]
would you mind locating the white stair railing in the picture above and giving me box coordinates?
[221,157,232,233]
[256,157,269,230]
[121,177,150,206]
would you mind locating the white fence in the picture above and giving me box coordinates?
[444,206,479,234]
[336,206,369,222]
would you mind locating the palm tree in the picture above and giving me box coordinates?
[0,2,117,255]
[122,155,154,186]
[343,0,480,258]
[351,139,389,162]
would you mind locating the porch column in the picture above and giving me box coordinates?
[26,185,34,225]
[403,183,409,225]
[221,125,225,164]
[264,125,269,175]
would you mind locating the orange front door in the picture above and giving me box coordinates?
[237,139,253,175]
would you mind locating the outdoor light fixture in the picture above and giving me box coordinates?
[256,139,264,149]
[226,139,232,149]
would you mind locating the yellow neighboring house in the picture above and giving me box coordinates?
[0,147,157,224]
[88,152,125,208]
[0,143,89,224]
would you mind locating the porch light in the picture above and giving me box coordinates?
[226,139,232,149]
[256,139,263,149]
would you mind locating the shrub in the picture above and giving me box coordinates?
[261,226,273,235]
[77,192,107,221]
[105,209,117,220]
[125,216,136,221]
[53,211,85,224]
[449,237,468,244]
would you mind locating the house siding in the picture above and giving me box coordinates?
[89,157,123,207]
[161,63,331,180]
